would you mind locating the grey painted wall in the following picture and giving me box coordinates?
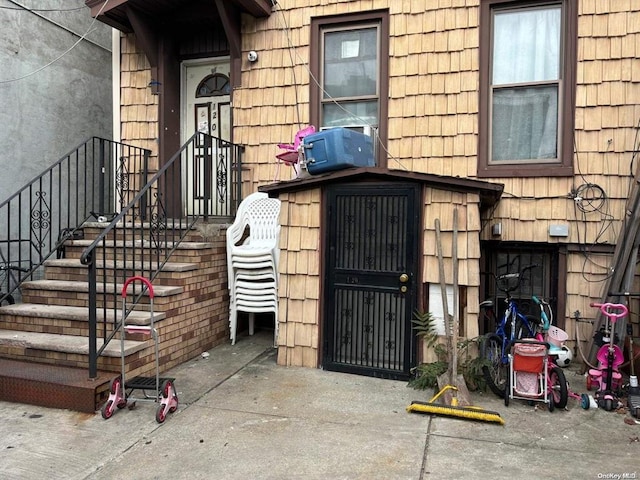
[0,0,113,201]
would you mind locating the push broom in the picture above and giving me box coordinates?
[407,209,504,425]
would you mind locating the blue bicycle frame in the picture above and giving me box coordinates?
[495,296,538,366]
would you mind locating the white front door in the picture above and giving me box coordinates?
[182,60,231,216]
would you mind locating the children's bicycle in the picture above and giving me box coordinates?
[480,265,540,398]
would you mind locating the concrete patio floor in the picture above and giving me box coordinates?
[1,329,639,479]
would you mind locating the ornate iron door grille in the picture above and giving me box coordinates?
[323,184,419,380]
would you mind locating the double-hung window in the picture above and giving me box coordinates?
[478,0,576,177]
[310,11,389,167]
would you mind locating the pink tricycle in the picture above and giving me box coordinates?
[582,302,626,411]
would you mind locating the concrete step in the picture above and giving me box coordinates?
[60,239,219,263]
[43,258,198,283]
[80,220,228,242]
[64,238,215,252]
[0,303,164,335]
[20,280,183,307]
[0,329,149,357]
[44,257,199,272]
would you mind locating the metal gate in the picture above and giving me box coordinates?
[323,184,420,379]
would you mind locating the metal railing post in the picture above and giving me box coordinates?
[204,135,211,220]
[98,138,106,216]
[236,146,244,214]
[141,149,150,221]
[87,255,98,379]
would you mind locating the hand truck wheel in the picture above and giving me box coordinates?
[110,376,127,409]
[101,399,115,419]
[160,379,179,414]
[155,403,167,423]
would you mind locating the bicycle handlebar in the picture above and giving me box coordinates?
[495,264,539,294]
[532,295,551,331]
[590,302,628,322]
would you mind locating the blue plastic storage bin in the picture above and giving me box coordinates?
[302,128,375,175]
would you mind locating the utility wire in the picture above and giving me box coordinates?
[270,0,301,130]
[0,0,111,84]
[0,3,85,11]
[3,0,109,50]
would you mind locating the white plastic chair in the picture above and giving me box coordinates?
[226,192,281,346]
[229,295,278,347]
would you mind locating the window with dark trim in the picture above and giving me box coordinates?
[478,0,577,178]
[480,243,564,334]
[310,10,389,167]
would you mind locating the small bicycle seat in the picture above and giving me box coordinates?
[595,344,624,370]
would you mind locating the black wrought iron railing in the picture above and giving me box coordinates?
[0,137,150,305]
[80,132,243,377]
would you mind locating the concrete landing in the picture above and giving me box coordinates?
[1,330,639,480]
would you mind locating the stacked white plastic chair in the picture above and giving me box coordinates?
[226,192,281,346]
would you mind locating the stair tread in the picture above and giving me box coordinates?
[0,329,149,357]
[0,303,164,323]
[45,258,198,272]
[21,279,183,296]
[83,219,199,229]
[68,239,215,250]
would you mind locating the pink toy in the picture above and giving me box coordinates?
[276,125,316,166]
[583,302,627,411]
[276,125,316,177]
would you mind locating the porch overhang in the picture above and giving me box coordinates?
[259,167,504,210]
[85,0,273,33]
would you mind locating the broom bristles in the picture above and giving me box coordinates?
[406,401,505,425]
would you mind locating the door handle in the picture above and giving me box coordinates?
[399,273,409,294]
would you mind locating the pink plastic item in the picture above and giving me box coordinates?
[276,125,316,165]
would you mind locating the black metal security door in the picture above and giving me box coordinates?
[323,184,420,380]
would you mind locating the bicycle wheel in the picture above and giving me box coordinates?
[549,366,568,409]
[481,333,507,398]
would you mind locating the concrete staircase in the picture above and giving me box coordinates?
[0,221,230,413]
